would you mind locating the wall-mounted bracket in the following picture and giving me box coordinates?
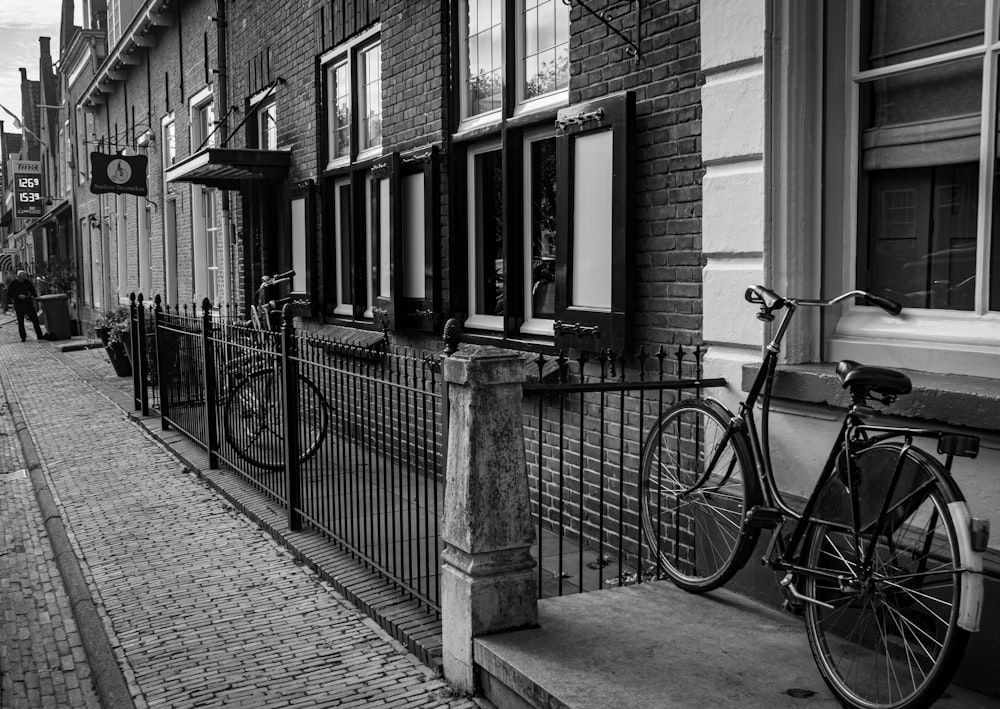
[562,0,640,63]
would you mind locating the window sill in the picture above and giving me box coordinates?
[741,363,1000,431]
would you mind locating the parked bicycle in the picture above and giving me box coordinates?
[222,270,329,470]
[640,285,988,709]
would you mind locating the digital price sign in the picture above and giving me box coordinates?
[10,160,42,219]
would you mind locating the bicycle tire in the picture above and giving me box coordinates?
[803,443,969,709]
[640,399,761,592]
[223,369,329,470]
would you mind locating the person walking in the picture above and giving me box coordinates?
[8,270,45,342]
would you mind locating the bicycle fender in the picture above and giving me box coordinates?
[948,500,985,632]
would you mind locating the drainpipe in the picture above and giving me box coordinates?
[214,0,232,308]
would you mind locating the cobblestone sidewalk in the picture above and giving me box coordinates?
[0,320,477,708]
[0,363,102,709]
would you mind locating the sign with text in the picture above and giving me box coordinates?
[90,152,148,195]
[10,159,42,219]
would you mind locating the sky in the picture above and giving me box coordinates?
[0,0,80,133]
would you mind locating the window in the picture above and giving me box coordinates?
[188,88,224,305]
[823,1,1000,378]
[257,98,277,150]
[322,28,397,327]
[358,43,382,151]
[204,187,221,304]
[162,118,176,167]
[329,60,351,160]
[461,92,633,347]
[192,95,215,151]
[459,0,570,125]
[323,31,381,167]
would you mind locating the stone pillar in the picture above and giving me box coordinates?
[440,346,538,694]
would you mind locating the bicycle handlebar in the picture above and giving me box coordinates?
[255,270,296,296]
[745,285,902,317]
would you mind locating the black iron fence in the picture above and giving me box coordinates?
[143,299,446,613]
[130,300,726,608]
[522,347,726,598]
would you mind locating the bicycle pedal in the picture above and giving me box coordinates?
[745,506,783,530]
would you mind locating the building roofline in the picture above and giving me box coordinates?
[79,0,175,111]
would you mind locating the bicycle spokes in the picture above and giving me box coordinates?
[640,402,760,592]
[804,478,966,708]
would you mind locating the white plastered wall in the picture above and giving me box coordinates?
[700,0,766,414]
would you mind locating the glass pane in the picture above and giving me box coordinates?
[465,0,503,116]
[861,57,981,133]
[329,62,351,160]
[862,163,977,310]
[475,150,504,316]
[336,182,352,306]
[359,44,382,150]
[860,0,983,70]
[528,137,557,319]
[522,0,569,100]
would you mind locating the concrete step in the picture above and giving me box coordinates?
[474,581,1000,709]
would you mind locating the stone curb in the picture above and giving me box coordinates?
[0,360,138,709]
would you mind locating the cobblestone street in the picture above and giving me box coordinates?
[0,315,477,708]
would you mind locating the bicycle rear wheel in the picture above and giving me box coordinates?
[803,444,969,709]
[640,400,760,592]
[223,369,329,470]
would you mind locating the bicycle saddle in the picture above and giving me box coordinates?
[835,360,912,396]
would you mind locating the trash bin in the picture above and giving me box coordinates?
[36,293,72,340]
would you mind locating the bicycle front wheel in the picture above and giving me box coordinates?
[804,444,969,709]
[223,369,329,470]
[640,400,760,592]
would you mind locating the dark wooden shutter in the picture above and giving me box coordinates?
[371,151,401,331]
[554,91,634,351]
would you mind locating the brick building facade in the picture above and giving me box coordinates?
[58,0,1000,697]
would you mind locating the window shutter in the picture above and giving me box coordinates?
[554,91,634,351]
[371,152,401,331]
[398,146,441,332]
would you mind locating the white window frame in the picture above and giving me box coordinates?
[520,126,557,337]
[458,0,505,130]
[189,86,215,152]
[332,175,354,316]
[189,88,216,304]
[161,114,177,168]
[824,0,1000,379]
[321,26,382,170]
[358,42,382,154]
[457,0,570,134]
[256,97,277,150]
[514,0,571,116]
[465,138,504,332]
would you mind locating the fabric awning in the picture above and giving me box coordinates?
[164,147,292,189]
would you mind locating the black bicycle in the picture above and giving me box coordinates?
[640,286,988,709]
[222,270,329,470]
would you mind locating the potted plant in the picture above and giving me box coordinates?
[92,306,132,377]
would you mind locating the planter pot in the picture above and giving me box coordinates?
[95,326,110,347]
[106,341,132,377]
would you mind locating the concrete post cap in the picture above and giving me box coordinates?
[443,345,526,386]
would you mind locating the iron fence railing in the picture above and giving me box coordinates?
[135,300,726,610]
[144,299,445,613]
[522,346,726,598]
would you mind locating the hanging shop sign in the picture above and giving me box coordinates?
[10,159,42,219]
[90,152,148,195]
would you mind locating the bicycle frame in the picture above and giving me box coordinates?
[733,293,975,578]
